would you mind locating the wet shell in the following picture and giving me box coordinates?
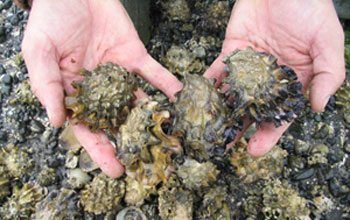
[65,62,137,131]
[335,77,350,123]
[80,173,125,215]
[173,74,237,161]
[116,206,147,220]
[198,186,230,220]
[0,183,47,220]
[124,176,156,206]
[222,47,305,126]
[35,188,82,220]
[116,100,182,186]
[0,165,11,202]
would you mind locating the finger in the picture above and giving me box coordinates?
[309,14,345,112]
[203,54,226,86]
[247,122,291,157]
[133,88,149,105]
[70,122,124,178]
[22,32,66,128]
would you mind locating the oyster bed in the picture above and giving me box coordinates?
[0,0,350,219]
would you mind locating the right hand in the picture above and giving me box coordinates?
[22,0,183,177]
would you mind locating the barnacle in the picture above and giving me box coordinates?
[173,74,237,161]
[262,179,311,220]
[335,77,350,123]
[80,173,125,215]
[116,100,182,186]
[124,176,156,206]
[0,143,34,178]
[116,207,147,220]
[197,186,230,220]
[158,174,194,220]
[176,158,219,190]
[230,138,288,183]
[35,188,82,220]
[222,47,305,126]
[0,183,47,220]
[65,62,137,131]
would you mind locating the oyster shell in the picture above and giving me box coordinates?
[116,100,182,186]
[0,165,11,202]
[173,74,237,161]
[197,186,230,220]
[0,143,34,178]
[158,174,194,220]
[65,62,137,131]
[222,47,305,126]
[35,188,82,220]
[0,183,47,220]
[162,0,190,22]
[80,173,125,215]
[335,77,350,123]
[230,138,288,183]
[124,176,156,206]
[176,158,219,191]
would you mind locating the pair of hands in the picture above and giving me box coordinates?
[22,0,345,177]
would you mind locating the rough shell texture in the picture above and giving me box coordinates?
[222,47,305,126]
[116,206,148,220]
[173,74,236,161]
[0,165,11,202]
[0,143,34,178]
[162,0,190,22]
[0,183,47,220]
[117,100,182,186]
[335,77,350,123]
[124,176,156,206]
[230,138,288,183]
[80,173,125,215]
[197,186,230,220]
[65,62,137,131]
[8,79,39,106]
[35,188,82,220]
[198,1,231,32]
[158,174,193,220]
[262,179,311,220]
[176,158,219,191]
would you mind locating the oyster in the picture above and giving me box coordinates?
[173,74,237,160]
[80,173,125,215]
[65,62,137,131]
[162,0,190,22]
[176,158,219,191]
[230,138,288,183]
[35,188,82,220]
[124,176,156,206]
[158,174,194,220]
[197,186,230,220]
[116,100,182,185]
[222,47,305,126]
[335,77,350,123]
[7,79,39,106]
[0,143,34,178]
[0,183,47,220]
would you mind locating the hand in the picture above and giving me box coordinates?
[22,0,182,177]
[204,0,345,157]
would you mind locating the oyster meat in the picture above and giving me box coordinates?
[173,74,237,160]
[65,62,137,131]
[222,47,305,126]
[116,100,182,186]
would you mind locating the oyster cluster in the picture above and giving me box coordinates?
[65,62,137,131]
[222,47,305,126]
[336,76,350,123]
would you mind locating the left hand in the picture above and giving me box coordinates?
[204,0,345,157]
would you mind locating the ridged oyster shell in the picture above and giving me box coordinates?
[222,47,305,126]
[116,100,182,186]
[335,76,350,123]
[65,62,137,131]
[173,74,237,161]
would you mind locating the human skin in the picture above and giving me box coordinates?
[21,0,183,177]
[204,0,345,157]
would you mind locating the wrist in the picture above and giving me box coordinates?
[13,0,33,10]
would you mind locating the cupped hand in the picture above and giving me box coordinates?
[204,0,345,157]
[21,0,182,177]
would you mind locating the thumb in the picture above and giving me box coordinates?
[309,16,345,112]
[22,32,66,127]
